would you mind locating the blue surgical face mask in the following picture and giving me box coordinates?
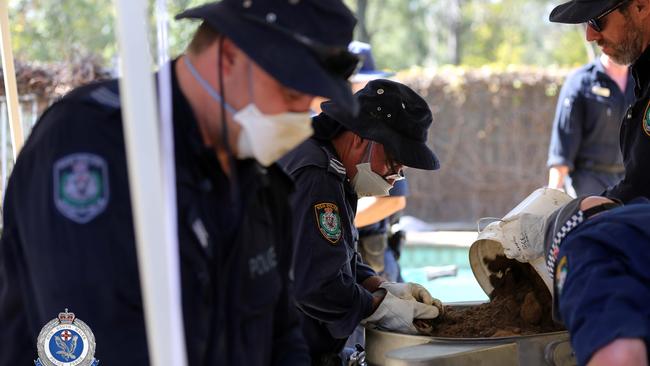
[184,57,313,166]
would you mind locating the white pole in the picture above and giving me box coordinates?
[1,101,7,194]
[155,3,180,345]
[113,1,187,365]
[0,0,24,159]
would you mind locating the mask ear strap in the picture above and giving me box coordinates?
[247,59,255,106]
[361,141,374,163]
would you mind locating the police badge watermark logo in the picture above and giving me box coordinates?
[35,309,99,366]
[314,202,342,244]
[53,153,109,224]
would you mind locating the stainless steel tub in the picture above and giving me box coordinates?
[365,303,576,366]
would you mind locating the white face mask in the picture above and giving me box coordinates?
[351,142,393,197]
[235,105,312,166]
[184,57,313,167]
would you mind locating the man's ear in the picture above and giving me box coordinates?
[351,133,366,149]
[218,37,239,76]
[634,0,650,19]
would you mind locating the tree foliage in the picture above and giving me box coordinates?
[344,0,590,70]
[9,0,590,70]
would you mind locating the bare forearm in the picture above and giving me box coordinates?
[548,165,569,190]
[355,196,407,227]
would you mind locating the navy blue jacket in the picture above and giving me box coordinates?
[553,198,650,365]
[0,60,308,365]
[606,46,650,202]
[280,138,376,356]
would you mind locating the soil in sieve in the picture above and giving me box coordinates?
[414,255,565,338]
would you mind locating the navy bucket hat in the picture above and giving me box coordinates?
[318,79,440,171]
[176,0,360,115]
[549,0,623,24]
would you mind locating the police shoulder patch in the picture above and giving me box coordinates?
[643,100,650,137]
[314,202,342,244]
[555,256,569,296]
[53,153,109,224]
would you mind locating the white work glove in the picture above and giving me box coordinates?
[361,290,440,335]
[380,282,443,311]
[496,213,545,263]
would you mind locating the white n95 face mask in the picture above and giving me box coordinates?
[235,105,313,167]
[351,142,394,197]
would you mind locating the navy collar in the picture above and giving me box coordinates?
[632,46,650,99]
[319,141,348,181]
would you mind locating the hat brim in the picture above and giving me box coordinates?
[176,3,358,115]
[549,0,620,24]
[321,101,440,171]
[349,71,396,84]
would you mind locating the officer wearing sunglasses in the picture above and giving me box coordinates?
[280,79,443,365]
[550,0,650,204]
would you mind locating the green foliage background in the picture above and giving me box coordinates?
[8,0,592,70]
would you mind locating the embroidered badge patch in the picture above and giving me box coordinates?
[643,101,650,136]
[314,202,342,244]
[53,153,109,224]
[555,256,569,296]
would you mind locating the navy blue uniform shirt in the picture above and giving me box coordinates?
[0,59,308,366]
[553,198,650,365]
[280,138,376,356]
[548,59,635,195]
[606,46,650,202]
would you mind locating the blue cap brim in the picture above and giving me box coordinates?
[549,0,620,23]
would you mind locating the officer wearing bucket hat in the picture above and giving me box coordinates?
[280,79,443,364]
[549,0,650,203]
[0,1,360,365]
[472,190,650,365]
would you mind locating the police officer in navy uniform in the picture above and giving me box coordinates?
[549,0,650,203]
[492,192,650,366]
[280,79,444,365]
[347,41,408,283]
[542,195,650,366]
[547,53,635,197]
[0,1,361,365]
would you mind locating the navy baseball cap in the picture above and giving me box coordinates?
[318,79,440,171]
[176,0,360,115]
[549,0,623,23]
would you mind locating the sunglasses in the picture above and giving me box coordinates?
[241,14,362,80]
[587,0,628,32]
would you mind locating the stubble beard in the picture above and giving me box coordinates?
[600,13,645,65]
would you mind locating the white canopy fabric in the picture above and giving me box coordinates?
[0,0,24,159]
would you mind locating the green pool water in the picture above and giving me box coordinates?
[399,244,489,303]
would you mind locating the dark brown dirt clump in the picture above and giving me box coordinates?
[415,255,564,338]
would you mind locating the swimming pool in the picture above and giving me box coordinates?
[399,232,489,303]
